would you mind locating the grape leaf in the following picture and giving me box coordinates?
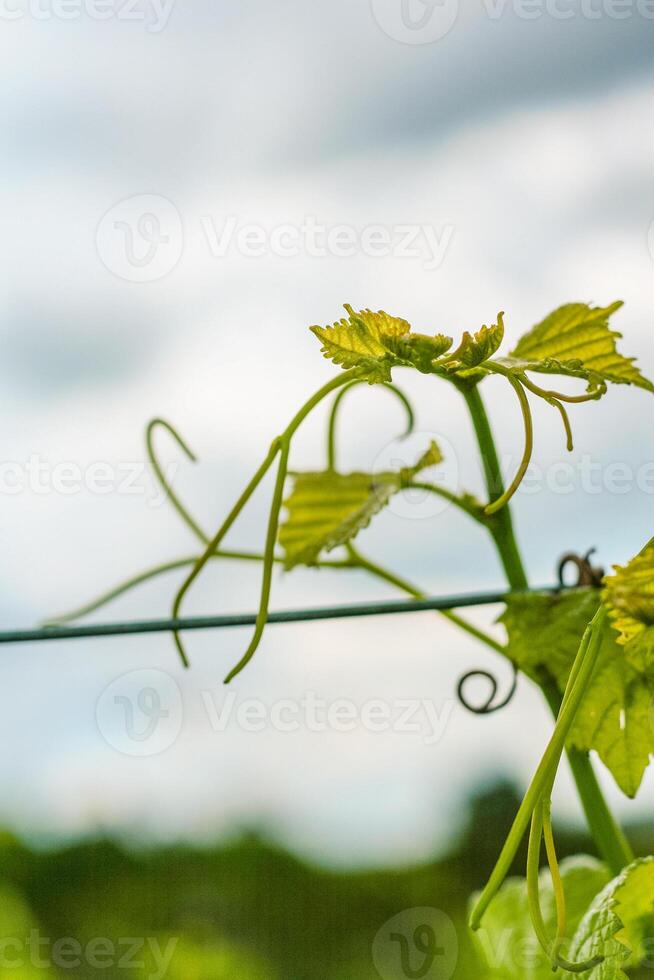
[444,314,505,370]
[392,330,456,374]
[603,546,654,669]
[278,442,442,569]
[570,653,654,801]
[474,857,654,980]
[499,590,654,797]
[311,305,508,382]
[310,305,452,383]
[568,857,654,979]
[472,856,611,979]
[496,302,654,393]
[312,302,654,397]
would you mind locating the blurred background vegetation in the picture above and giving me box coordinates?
[1,780,652,979]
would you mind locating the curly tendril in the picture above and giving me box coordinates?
[549,397,574,452]
[222,439,290,684]
[526,800,551,954]
[485,376,533,515]
[456,662,518,715]
[171,370,359,671]
[518,373,606,405]
[146,418,209,544]
[526,787,604,974]
[558,549,605,589]
[171,437,283,669]
[542,796,567,957]
[327,380,415,471]
[482,358,614,510]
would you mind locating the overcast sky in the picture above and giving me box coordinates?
[1,0,654,866]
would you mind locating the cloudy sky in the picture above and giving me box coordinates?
[1,0,654,865]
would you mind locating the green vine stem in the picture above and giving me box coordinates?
[526,800,550,953]
[171,370,359,669]
[223,438,290,683]
[469,609,606,930]
[45,551,356,627]
[49,362,634,899]
[542,796,568,959]
[346,545,507,658]
[541,683,633,876]
[458,380,633,878]
[407,481,488,525]
[457,384,528,589]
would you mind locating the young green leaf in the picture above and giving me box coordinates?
[499,591,654,798]
[567,857,654,979]
[310,306,411,383]
[443,314,505,370]
[278,441,442,569]
[497,302,654,394]
[498,590,601,689]
[311,305,456,381]
[472,856,611,979]
[393,331,455,374]
[603,546,654,667]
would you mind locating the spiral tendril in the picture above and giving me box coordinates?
[456,662,518,715]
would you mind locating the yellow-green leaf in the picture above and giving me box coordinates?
[278,441,442,568]
[477,856,654,980]
[503,302,654,393]
[445,314,505,370]
[392,331,454,374]
[499,590,654,797]
[568,858,654,979]
[472,856,611,980]
[603,547,654,666]
[311,304,455,381]
[310,306,406,383]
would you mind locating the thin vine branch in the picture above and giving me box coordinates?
[171,370,359,668]
[469,608,606,930]
[485,375,533,516]
[327,380,414,471]
[146,418,209,544]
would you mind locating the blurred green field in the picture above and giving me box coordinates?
[0,781,651,979]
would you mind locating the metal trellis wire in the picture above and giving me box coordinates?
[0,585,565,646]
